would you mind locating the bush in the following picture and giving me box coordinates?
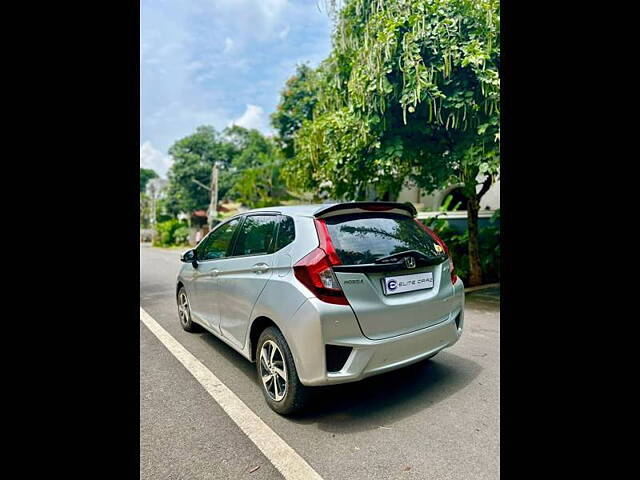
[173,226,190,245]
[153,219,189,247]
[422,210,500,285]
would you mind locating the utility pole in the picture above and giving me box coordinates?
[208,162,219,229]
[192,161,223,229]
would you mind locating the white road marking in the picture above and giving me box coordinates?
[140,307,324,480]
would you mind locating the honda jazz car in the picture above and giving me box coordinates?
[176,202,464,414]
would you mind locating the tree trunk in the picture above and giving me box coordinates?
[467,196,483,286]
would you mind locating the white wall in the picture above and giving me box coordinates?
[479,179,500,210]
[397,178,500,211]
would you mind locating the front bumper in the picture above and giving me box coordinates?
[284,284,464,387]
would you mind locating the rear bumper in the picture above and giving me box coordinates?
[285,281,464,386]
[324,310,463,385]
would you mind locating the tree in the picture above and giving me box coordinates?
[146,178,168,241]
[224,127,289,208]
[166,124,290,214]
[165,126,234,220]
[140,192,150,227]
[140,168,159,192]
[140,168,160,228]
[283,0,499,285]
[271,64,318,159]
[230,138,289,208]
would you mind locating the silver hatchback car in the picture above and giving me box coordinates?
[176,202,464,414]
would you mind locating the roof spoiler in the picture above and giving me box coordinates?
[313,201,417,219]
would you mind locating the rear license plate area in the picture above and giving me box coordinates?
[382,271,434,295]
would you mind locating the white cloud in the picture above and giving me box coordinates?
[223,37,234,53]
[141,0,330,158]
[140,141,172,177]
[209,0,289,43]
[230,104,270,132]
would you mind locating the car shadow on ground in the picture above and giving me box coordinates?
[194,328,482,434]
[288,352,482,433]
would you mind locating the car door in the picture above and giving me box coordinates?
[191,217,241,334]
[217,214,279,348]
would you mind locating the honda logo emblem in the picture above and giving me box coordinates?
[404,256,416,269]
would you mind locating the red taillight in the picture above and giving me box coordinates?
[314,218,342,265]
[414,219,458,285]
[293,219,349,305]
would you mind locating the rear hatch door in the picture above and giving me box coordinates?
[321,210,455,340]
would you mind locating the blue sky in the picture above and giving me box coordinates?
[140,0,333,177]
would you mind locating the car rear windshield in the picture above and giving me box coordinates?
[324,213,440,265]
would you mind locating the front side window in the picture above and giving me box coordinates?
[232,215,278,256]
[198,218,240,260]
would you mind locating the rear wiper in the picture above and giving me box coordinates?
[374,249,441,264]
[334,249,446,273]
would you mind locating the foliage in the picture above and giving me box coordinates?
[166,125,290,213]
[140,168,158,192]
[153,219,190,247]
[422,209,500,283]
[277,0,499,285]
[165,126,236,215]
[271,64,318,159]
[283,0,499,202]
[140,192,151,228]
[173,226,191,245]
[218,125,263,200]
[142,178,169,227]
[232,164,289,208]
[439,191,463,212]
[223,127,290,208]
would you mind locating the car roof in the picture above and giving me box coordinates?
[240,204,333,218]
[238,201,417,218]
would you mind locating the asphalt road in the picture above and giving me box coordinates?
[140,245,500,480]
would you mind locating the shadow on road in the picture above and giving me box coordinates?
[289,352,482,433]
[194,328,482,433]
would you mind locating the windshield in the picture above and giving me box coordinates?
[324,213,441,265]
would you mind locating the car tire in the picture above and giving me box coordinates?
[177,287,201,332]
[256,326,309,415]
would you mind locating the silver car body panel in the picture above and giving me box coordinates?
[177,204,465,386]
[215,252,275,349]
[335,261,458,340]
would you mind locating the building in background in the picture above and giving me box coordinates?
[397,179,500,212]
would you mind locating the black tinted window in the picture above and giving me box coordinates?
[275,215,295,251]
[198,218,240,260]
[324,213,440,265]
[232,215,278,256]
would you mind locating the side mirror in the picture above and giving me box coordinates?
[181,249,197,266]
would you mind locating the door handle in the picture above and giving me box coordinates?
[208,269,221,277]
[252,263,270,274]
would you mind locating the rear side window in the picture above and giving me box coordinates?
[275,215,295,251]
[232,215,278,256]
[324,213,441,265]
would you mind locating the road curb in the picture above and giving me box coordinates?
[464,283,500,293]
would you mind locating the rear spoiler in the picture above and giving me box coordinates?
[313,201,417,219]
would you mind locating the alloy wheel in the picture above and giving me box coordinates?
[178,291,190,326]
[259,340,288,402]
